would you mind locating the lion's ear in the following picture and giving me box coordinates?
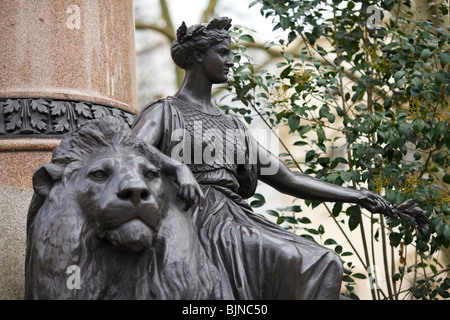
[32,163,63,197]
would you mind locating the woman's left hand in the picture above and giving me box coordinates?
[357,189,392,216]
[357,189,429,229]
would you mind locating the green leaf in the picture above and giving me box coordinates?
[318,224,325,235]
[282,52,294,63]
[249,0,259,8]
[385,189,398,204]
[349,215,360,231]
[250,200,265,208]
[334,157,348,164]
[411,77,423,88]
[389,232,402,247]
[280,16,291,30]
[288,114,300,132]
[440,52,450,67]
[240,34,255,43]
[317,79,327,86]
[280,65,292,78]
[347,206,361,231]
[341,171,352,182]
[253,193,265,202]
[413,119,426,133]
[420,48,432,61]
[400,36,414,52]
[293,140,308,146]
[435,71,445,86]
[434,121,447,137]
[305,150,316,162]
[342,275,354,283]
[327,113,336,123]
[394,70,405,82]
[332,202,343,217]
[382,42,399,52]
[251,193,266,208]
[306,228,320,235]
[341,252,353,256]
[443,225,450,241]
[317,127,326,143]
[284,216,298,224]
[319,105,328,117]
[312,59,321,68]
[443,174,450,184]
[266,210,279,217]
[297,217,311,224]
[287,205,302,212]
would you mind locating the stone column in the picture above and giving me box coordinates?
[0,0,137,299]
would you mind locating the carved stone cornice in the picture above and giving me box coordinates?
[0,98,136,138]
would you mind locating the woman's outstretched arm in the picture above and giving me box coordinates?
[256,142,390,214]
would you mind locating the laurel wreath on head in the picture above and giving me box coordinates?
[176,17,232,44]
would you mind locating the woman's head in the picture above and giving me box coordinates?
[171,17,232,70]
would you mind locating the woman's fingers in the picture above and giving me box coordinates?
[195,184,205,207]
[178,182,204,210]
[361,191,392,214]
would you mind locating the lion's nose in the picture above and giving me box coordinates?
[117,180,150,205]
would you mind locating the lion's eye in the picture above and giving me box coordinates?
[88,169,109,181]
[144,170,158,180]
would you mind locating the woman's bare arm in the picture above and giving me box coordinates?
[256,142,390,214]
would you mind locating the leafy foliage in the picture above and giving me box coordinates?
[220,0,450,300]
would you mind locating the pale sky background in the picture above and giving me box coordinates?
[133,0,286,107]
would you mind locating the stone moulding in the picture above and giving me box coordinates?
[0,98,137,138]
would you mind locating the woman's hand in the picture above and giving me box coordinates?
[175,164,205,210]
[357,189,429,229]
[357,189,392,216]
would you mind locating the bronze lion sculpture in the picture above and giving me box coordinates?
[25,116,220,299]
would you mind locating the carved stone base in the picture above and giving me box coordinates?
[0,97,137,189]
[0,98,136,138]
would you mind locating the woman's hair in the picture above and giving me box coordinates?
[171,17,232,70]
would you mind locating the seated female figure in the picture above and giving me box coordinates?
[132,17,391,300]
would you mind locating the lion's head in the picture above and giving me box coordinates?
[25,116,220,300]
[73,143,166,252]
[32,116,166,253]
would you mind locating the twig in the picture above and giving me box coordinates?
[380,215,394,300]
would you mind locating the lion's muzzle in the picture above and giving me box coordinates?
[100,219,154,252]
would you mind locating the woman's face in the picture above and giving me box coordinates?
[199,38,233,83]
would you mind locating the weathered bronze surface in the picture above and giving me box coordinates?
[26,17,428,300]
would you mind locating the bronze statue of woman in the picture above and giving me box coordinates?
[131,17,402,300]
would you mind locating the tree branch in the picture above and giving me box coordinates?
[201,0,218,23]
[159,0,175,36]
[135,21,175,42]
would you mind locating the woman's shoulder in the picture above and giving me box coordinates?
[132,97,174,127]
[140,96,174,113]
[133,96,181,123]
